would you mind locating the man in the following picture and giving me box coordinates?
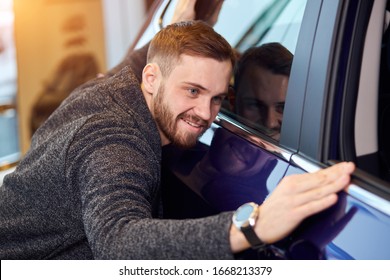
[0,20,354,259]
[234,43,293,141]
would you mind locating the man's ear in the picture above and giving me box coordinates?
[142,63,160,94]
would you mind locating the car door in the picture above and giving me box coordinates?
[283,0,390,259]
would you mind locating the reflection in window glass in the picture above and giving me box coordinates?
[160,0,306,54]
[214,0,307,141]
[229,42,293,142]
[159,0,307,142]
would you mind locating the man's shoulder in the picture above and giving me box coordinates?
[74,65,139,95]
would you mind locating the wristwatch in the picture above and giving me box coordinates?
[232,202,266,249]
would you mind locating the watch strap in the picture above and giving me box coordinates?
[242,226,266,250]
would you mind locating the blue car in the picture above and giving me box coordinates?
[133,0,390,259]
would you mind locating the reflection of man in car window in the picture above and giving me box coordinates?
[201,128,275,211]
[234,43,293,141]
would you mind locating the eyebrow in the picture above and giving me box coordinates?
[183,82,208,91]
[183,81,229,96]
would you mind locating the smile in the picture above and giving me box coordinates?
[183,119,202,128]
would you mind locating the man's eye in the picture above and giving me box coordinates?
[244,100,264,111]
[188,88,199,95]
[276,103,285,114]
[212,96,224,105]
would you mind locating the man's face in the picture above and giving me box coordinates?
[152,54,232,149]
[235,65,289,141]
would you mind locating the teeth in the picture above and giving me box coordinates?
[184,119,200,128]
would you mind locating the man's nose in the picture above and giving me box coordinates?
[265,109,280,129]
[193,98,212,121]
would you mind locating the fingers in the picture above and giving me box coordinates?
[171,0,197,24]
[294,192,339,220]
[254,162,355,244]
[206,0,224,26]
[315,161,354,185]
[293,172,351,207]
[283,162,354,213]
[283,162,355,193]
[171,0,225,27]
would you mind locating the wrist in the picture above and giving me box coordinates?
[229,222,250,253]
[231,202,267,252]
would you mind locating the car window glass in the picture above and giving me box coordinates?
[161,0,307,142]
[347,0,390,192]
[370,7,390,182]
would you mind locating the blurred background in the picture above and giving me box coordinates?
[0,0,154,175]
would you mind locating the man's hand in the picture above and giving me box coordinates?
[229,162,355,253]
[256,162,355,244]
[171,0,223,26]
[171,0,197,24]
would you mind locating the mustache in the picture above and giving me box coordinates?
[179,113,209,127]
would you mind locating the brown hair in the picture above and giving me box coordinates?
[147,21,236,77]
[234,42,293,89]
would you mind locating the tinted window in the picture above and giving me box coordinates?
[338,0,390,193]
[367,6,390,184]
[160,0,307,142]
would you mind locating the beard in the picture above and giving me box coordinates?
[153,84,208,149]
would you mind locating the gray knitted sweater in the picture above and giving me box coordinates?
[0,66,234,259]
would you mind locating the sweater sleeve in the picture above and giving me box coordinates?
[66,115,234,259]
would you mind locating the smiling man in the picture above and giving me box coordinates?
[0,20,354,259]
[144,49,232,149]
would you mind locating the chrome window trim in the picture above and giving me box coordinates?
[291,154,390,216]
[290,154,321,173]
[215,113,293,163]
[348,184,390,217]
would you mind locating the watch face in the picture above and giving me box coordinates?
[236,203,255,222]
[233,202,258,228]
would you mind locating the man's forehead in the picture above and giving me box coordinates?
[177,53,232,64]
[166,56,231,92]
[170,54,232,76]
